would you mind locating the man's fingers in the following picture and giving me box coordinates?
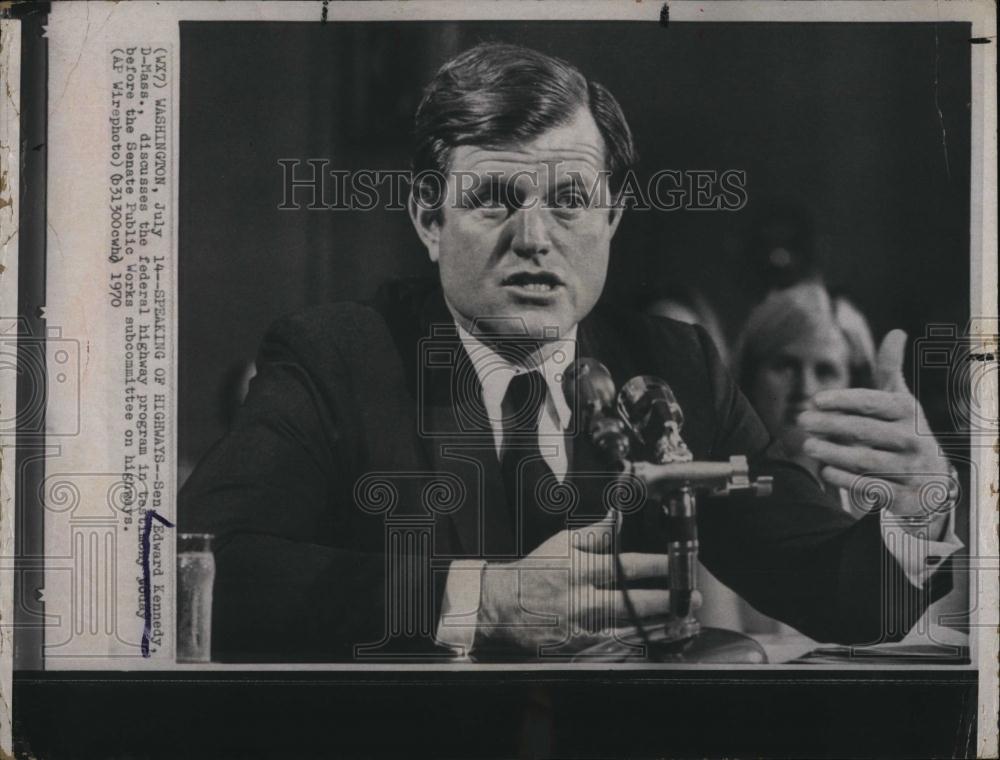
[819,464,868,491]
[609,589,702,621]
[579,589,703,631]
[819,467,930,520]
[797,411,911,451]
[820,466,954,521]
[802,437,903,475]
[811,388,913,420]
[818,467,893,515]
[574,590,671,635]
[876,329,909,392]
[576,552,669,586]
[608,552,670,584]
[618,552,670,581]
[607,589,672,621]
[569,511,618,553]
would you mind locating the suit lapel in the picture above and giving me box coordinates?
[396,291,644,557]
[415,294,516,560]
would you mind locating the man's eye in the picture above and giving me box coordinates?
[555,191,586,209]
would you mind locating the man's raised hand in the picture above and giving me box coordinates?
[797,329,954,536]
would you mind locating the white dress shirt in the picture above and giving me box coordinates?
[435,324,575,655]
[434,324,963,655]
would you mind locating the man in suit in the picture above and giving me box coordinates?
[180,43,960,662]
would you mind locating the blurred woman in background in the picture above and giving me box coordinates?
[731,282,877,634]
[734,282,876,514]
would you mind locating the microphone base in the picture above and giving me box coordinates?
[571,626,768,664]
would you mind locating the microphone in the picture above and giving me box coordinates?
[612,375,696,620]
[617,375,692,464]
[563,367,774,662]
[562,358,630,464]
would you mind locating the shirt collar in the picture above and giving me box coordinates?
[456,322,576,433]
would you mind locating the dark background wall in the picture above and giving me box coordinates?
[179,21,970,469]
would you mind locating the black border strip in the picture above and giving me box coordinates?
[12,669,978,758]
[13,2,49,671]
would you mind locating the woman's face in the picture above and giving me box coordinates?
[749,328,851,454]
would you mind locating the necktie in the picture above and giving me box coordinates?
[499,371,561,554]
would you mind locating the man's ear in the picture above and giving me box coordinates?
[408,194,442,263]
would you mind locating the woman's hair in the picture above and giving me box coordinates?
[734,282,876,389]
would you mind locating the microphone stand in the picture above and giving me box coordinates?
[576,457,774,663]
[566,363,774,663]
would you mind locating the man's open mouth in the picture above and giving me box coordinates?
[501,271,564,293]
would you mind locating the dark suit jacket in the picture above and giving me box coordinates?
[180,281,950,662]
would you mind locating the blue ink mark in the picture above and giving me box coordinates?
[142,509,175,657]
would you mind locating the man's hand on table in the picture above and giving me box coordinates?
[475,512,688,654]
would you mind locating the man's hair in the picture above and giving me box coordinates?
[412,42,637,208]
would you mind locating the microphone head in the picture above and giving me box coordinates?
[564,358,630,463]
[562,358,616,415]
[618,376,692,464]
[618,376,684,428]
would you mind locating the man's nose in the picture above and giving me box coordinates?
[511,204,552,258]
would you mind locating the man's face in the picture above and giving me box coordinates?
[748,328,851,454]
[410,107,622,342]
